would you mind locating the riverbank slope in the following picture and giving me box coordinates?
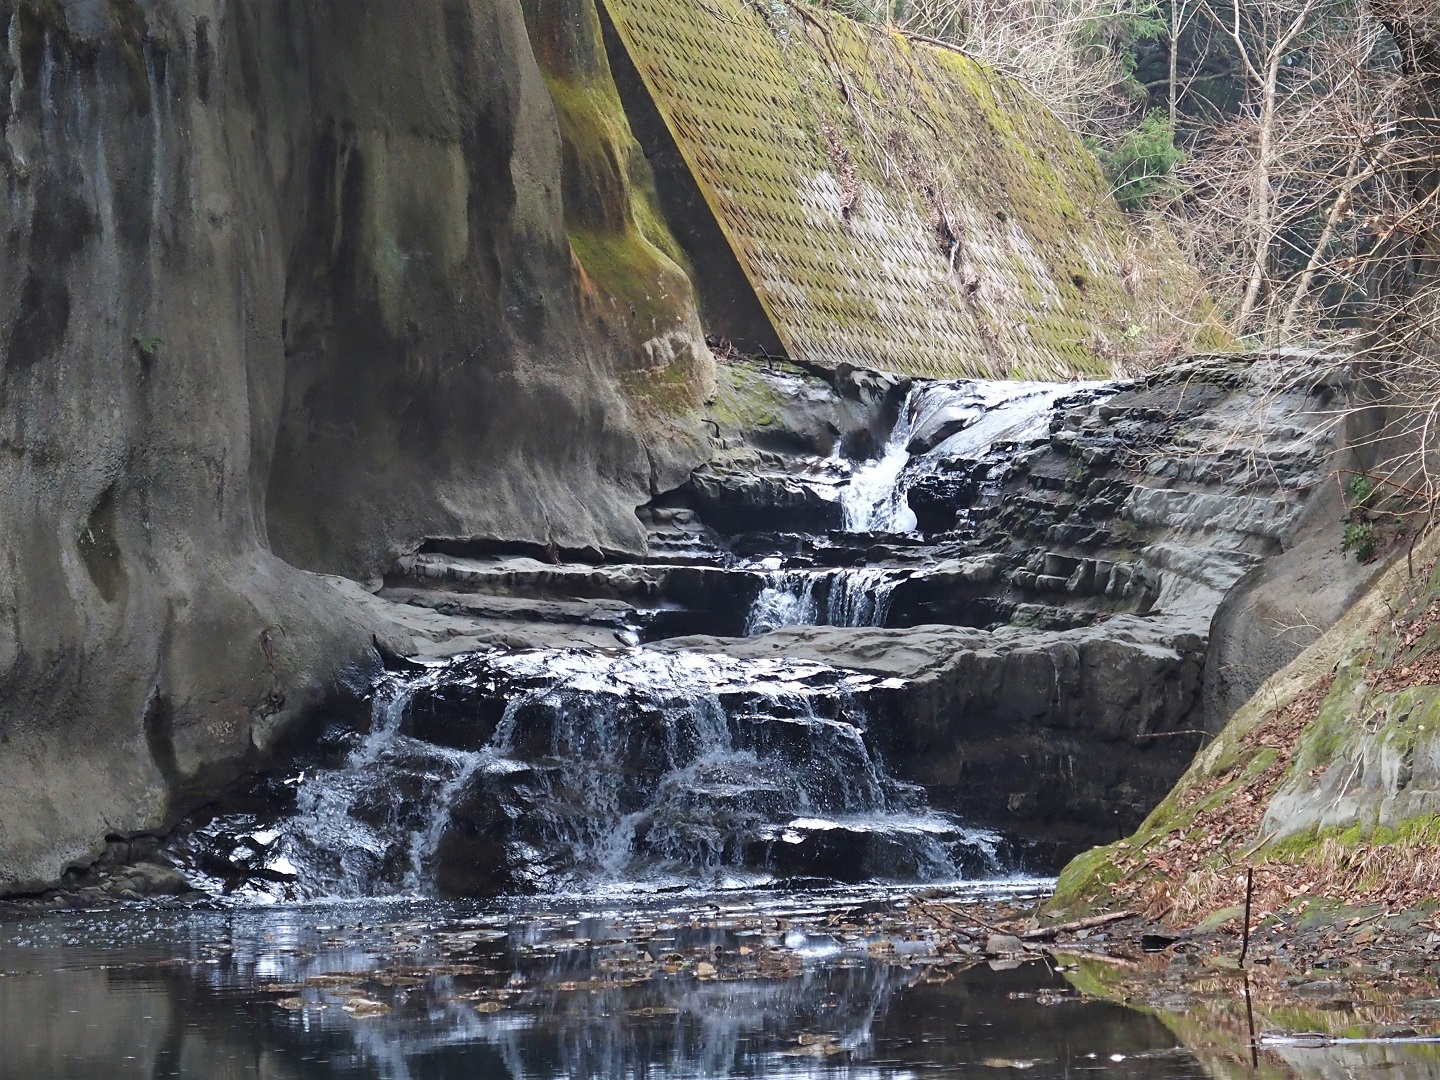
[1050,524,1440,931]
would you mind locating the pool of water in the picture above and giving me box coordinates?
[0,884,1217,1080]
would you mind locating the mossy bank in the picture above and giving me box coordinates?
[1051,526,1440,928]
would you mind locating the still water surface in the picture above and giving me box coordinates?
[0,884,1219,1080]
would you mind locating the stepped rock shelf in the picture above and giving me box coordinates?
[162,352,1373,900]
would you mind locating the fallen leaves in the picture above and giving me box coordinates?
[1105,675,1335,923]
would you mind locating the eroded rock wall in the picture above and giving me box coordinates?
[0,0,707,892]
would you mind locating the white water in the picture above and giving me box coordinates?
[828,567,898,626]
[746,570,821,634]
[245,650,1000,898]
[841,379,1086,533]
[746,567,898,635]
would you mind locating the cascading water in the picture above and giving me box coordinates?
[741,379,1084,636]
[826,567,897,626]
[745,570,822,635]
[745,568,898,635]
[172,375,1111,903]
[202,649,1002,899]
[840,379,1089,533]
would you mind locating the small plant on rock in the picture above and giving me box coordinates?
[1342,521,1379,563]
[133,334,164,360]
[1344,473,1378,509]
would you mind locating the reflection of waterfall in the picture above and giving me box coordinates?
[221,650,1001,898]
[745,568,897,635]
[841,379,1087,533]
[0,895,1283,1080]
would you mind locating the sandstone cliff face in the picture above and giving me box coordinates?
[0,0,707,892]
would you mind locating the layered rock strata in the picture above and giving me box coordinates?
[369,354,1373,862]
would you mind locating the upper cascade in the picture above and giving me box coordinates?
[840,379,1090,534]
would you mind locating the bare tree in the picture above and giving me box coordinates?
[1167,0,1204,128]
[1220,0,1317,327]
[1161,1,1396,341]
[883,0,1161,140]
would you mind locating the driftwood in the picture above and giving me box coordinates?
[1019,910,1135,941]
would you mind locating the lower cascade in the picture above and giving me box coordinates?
[183,649,1005,900]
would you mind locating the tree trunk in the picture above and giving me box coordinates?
[1236,53,1282,332]
[1281,148,1369,336]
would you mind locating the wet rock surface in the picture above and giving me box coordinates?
[353,353,1356,876]
[164,650,1009,901]
[94,351,1360,901]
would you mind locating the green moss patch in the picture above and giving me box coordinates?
[601,0,1229,378]
[526,0,708,408]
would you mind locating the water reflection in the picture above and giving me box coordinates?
[2,895,1421,1079]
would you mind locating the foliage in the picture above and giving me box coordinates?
[1342,521,1379,562]
[1095,109,1183,208]
[132,334,163,357]
[803,1,1440,480]
[1344,473,1377,508]
[821,0,901,20]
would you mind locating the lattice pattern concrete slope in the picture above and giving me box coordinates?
[601,0,1221,380]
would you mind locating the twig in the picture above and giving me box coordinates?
[1245,973,1259,1069]
[1134,729,1211,739]
[1239,866,1255,966]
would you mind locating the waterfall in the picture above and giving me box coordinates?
[277,682,426,895]
[827,567,896,626]
[840,389,933,533]
[841,379,1089,533]
[745,570,822,635]
[745,567,898,635]
[225,650,1001,898]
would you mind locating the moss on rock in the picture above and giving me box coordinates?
[1048,529,1440,928]
[601,0,1230,378]
[524,0,713,419]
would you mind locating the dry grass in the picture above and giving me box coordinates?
[1103,571,1440,928]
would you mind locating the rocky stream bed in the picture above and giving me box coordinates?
[5,351,1417,1079]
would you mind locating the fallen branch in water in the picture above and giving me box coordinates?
[1021,910,1135,941]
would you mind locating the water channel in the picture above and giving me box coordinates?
[0,891,1228,1079]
